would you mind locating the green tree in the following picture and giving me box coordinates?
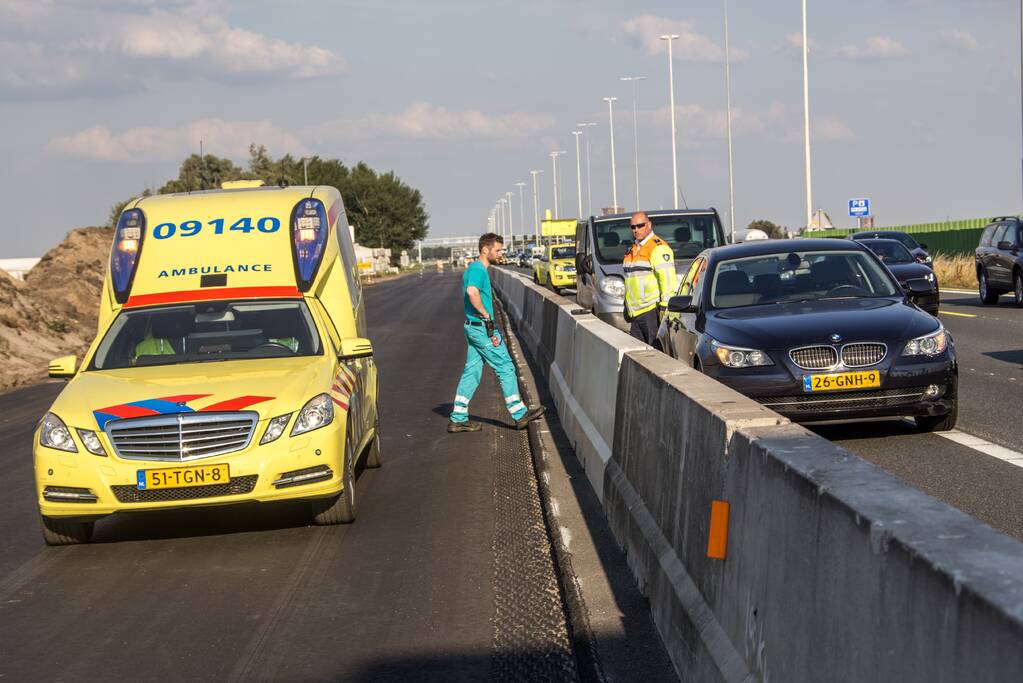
[747,219,787,239]
[159,154,246,194]
[107,188,153,227]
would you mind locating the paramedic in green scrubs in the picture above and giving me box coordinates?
[448,233,545,433]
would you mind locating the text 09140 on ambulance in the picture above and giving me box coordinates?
[34,181,380,545]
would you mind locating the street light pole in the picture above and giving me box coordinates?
[530,169,543,244]
[660,34,681,209]
[572,131,584,217]
[577,122,596,216]
[550,151,566,218]
[516,182,527,246]
[724,0,736,242]
[603,97,619,211]
[505,191,514,247]
[802,0,813,229]
[620,75,646,210]
[303,156,310,185]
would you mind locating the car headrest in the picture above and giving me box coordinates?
[674,227,692,243]
[753,273,782,294]
[716,270,752,295]
[810,259,851,285]
[602,233,621,247]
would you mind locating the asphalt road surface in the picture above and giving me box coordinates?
[0,270,601,682]
[815,290,1023,541]
[530,264,1023,543]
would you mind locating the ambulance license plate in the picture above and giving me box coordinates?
[136,463,231,490]
[802,371,881,392]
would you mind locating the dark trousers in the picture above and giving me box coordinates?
[628,308,659,345]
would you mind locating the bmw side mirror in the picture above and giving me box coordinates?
[997,240,1014,251]
[667,295,695,313]
[919,243,928,250]
[904,278,932,295]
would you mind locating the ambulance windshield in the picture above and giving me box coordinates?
[89,300,322,370]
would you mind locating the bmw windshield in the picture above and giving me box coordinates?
[710,250,900,309]
[89,300,323,370]
[860,239,915,264]
[594,214,722,263]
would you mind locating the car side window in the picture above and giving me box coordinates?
[677,258,702,296]
[980,225,995,247]
[993,224,1009,246]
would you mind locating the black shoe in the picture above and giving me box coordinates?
[514,406,546,430]
[448,420,483,433]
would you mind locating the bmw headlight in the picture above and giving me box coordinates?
[599,276,625,299]
[920,255,933,265]
[40,413,77,452]
[902,327,948,357]
[260,413,293,444]
[75,428,107,456]
[291,394,334,436]
[711,340,774,368]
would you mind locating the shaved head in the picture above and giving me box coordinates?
[630,211,652,241]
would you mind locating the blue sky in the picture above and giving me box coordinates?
[1,0,1019,255]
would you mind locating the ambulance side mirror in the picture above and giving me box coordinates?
[339,338,373,360]
[48,355,77,379]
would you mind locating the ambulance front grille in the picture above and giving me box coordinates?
[106,412,258,462]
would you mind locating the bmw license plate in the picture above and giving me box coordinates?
[136,463,231,490]
[803,371,881,392]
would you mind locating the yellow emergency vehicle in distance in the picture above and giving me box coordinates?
[532,242,577,294]
[34,181,379,544]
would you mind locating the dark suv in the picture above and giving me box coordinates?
[976,217,1023,306]
[850,230,932,265]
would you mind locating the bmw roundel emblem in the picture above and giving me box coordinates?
[830,333,842,343]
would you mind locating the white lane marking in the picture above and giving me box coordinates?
[940,288,977,295]
[938,429,1023,467]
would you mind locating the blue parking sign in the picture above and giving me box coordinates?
[849,198,870,217]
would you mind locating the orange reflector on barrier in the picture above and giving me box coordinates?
[707,500,730,560]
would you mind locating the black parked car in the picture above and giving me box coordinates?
[976,217,1023,306]
[855,238,939,314]
[850,230,931,265]
[656,239,957,431]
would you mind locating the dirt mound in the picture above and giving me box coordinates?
[0,227,111,393]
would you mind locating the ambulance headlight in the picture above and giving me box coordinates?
[111,208,145,304]
[40,413,77,453]
[291,394,334,436]
[290,199,330,292]
[260,413,293,444]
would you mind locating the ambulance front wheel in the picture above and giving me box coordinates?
[40,514,94,545]
[364,429,381,469]
[311,429,357,525]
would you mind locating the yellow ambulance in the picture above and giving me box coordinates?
[34,182,380,544]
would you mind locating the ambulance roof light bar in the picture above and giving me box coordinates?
[111,208,145,304]
[290,198,329,292]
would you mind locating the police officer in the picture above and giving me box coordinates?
[623,212,677,344]
[449,233,546,433]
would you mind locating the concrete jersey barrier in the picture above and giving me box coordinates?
[491,266,1023,682]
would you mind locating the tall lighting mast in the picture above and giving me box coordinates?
[660,34,681,209]
[603,96,619,211]
[620,75,647,210]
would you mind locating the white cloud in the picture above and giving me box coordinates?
[46,119,307,162]
[313,101,555,142]
[641,102,852,146]
[835,36,910,60]
[0,0,346,99]
[938,29,979,51]
[783,32,817,51]
[622,14,748,64]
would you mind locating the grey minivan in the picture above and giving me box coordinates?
[574,209,727,330]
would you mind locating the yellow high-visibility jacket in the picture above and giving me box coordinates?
[623,234,677,316]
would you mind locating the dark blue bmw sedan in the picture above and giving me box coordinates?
[655,239,957,431]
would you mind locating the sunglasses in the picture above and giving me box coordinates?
[630,222,648,229]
